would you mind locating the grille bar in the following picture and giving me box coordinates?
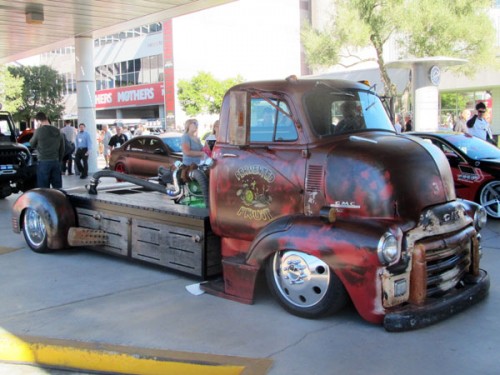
[414,226,475,298]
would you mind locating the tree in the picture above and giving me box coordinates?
[177,71,243,116]
[301,0,497,98]
[6,65,66,125]
[0,66,24,112]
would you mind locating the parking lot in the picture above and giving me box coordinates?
[1,176,499,375]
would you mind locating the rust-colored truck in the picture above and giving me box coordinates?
[12,77,490,331]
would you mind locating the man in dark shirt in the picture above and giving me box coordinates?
[108,123,128,151]
[29,112,65,188]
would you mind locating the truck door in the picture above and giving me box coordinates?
[211,94,306,242]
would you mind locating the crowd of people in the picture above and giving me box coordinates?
[393,112,413,134]
[393,101,494,144]
[28,114,220,189]
[444,101,494,143]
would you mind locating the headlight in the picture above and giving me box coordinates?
[377,232,400,265]
[474,206,487,230]
[17,150,30,163]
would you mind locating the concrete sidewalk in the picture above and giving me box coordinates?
[1,182,499,374]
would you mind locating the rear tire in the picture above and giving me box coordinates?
[266,250,347,319]
[114,162,128,182]
[23,207,51,253]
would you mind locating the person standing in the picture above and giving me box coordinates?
[404,113,412,132]
[74,123,92,179]
[393,113,402,134]
[60,119,76,175]
[102,124,112,169]
[181,118,205,165]
[108,124,128,151]
[29,112,65,188]
[454,109,471,134]
[467,102,492,141]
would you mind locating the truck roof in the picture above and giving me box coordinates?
[228,76,372,94]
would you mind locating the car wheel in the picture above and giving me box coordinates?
[266,250,347,318]
[114,162,128,182]
[479,180,500,219]
[23,207,50,253]
[114,162,128,174]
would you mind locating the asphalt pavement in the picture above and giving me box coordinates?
[0,171,499,375]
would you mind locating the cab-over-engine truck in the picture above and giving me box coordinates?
[12,77,489,331]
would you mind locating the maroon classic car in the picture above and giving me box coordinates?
[109,132,182,178]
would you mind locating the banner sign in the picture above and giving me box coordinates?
[96,82,164,109]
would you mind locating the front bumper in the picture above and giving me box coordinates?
[384,269,490,332]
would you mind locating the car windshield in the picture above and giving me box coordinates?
[303,84,394,137]
[444,134,500,160]
[162,136,182,153]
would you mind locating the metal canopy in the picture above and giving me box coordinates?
[0,0,233,64]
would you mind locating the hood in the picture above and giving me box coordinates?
[323,132,455,222]
[0,139,30,153]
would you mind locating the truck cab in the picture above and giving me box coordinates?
[204,77,489,330]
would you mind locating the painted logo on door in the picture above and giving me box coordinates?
[235,165,274,221]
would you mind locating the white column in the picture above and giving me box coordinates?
[490,87,500,135]
[412,63,439,131]
[74,35,98,173]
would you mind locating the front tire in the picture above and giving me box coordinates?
[23,207,50,253]
[266,250,347,319]
[479,180,500,219]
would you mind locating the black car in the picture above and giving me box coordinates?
[408,131,500,218]
[0,111,36,198]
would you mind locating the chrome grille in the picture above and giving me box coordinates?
[415,226,474,297]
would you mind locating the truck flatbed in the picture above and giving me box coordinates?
[64,183,221,280]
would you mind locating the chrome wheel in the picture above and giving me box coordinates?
[479,180,500,219]
[266,250,347,318]
[23,207,49,252]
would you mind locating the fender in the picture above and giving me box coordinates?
[12,188,76,250]
[246,215,401,324]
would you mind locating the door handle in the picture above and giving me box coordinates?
[222,153,238,158]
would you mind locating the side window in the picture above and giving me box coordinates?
[126,138,145,152]
[149,138,164,154]
[249,98,297,142]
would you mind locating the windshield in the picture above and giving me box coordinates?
[303,85,394,137]
[444,134,500,160]
[0,114,14,138]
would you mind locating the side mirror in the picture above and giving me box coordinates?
[228,91,250,146]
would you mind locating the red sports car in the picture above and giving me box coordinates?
[409,131,500,218]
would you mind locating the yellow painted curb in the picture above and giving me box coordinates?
[0,331,272,375]
[0,246,21,255]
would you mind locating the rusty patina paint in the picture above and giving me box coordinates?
[12,189,76,249]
